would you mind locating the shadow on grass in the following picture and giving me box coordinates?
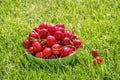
[20,54,79,73]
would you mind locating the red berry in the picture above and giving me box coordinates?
[93,57,102,65]
[43,48,52,57]
[26,47,34,55]
[73,40,82,48]
[49,55,56,59]
[54,31,64,40]
[90,49,98,57]
[35,52,44,58]
[32,41,42,52]
[39,22,48,29]
[56,27,64,32]
[69,47,75,54]
[29,32,39,39]
[56,23,64,28]
[62,37,71,45]
[33,27,40,33]
[46,35,56,46]
[64,30,73,39]
[61,47,72,57]
[47,24,56,34]
[52,44,61,54]
[23,39,31,48]
[39,28,48,38]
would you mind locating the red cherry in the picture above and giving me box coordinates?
[35,52,44,58]
[43,48,52,57]
[62,37,71,45]
[33,27,40,33]
[39,22,48,29]
[64,30,73,39]
[56,23,64,28]
[49,55,56,59]
[29,32,39,40]
[73,40,82,48]
[26,47,34,55]
[23,39,31,48]
[93,57,102,65]
[32,41,42,52]
[90,49,98,57]
[39,28,48,38]
[54,31,64,40]
[56,27,64,32]
[52,44,61,54]
[47,24,56,34]
[61,47,72,57]
[46,35,56,46]
[69,48,74,54]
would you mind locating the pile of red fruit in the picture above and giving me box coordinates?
[23,22,82,59]
[90,49,102,65]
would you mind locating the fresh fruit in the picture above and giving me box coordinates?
[61,47,72,57]
[64,30,73,39]
[46,35,56,46]
[35,52,44,58]
[23,39,31,48]
[43,48,52,57]
[56,23,64,28]
[23,22,82,60]
[56,27,64,32]
[54,31,64,40]
[52,44,61,54]
[26,47,34,55]
[32,41,43,52]
[90,49,98,57]
[62,37,71,45]
[33,27,40,33]
[39,22,48,29]
[29,32,39,40]
[73,40,82,48]
[49,55,56,59]
[93,57,102,65]
[39,28,48,38]
[47,24,56,34]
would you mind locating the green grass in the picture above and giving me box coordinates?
[0,0,120,80]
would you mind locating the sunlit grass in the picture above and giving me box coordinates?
[0,0,120,80]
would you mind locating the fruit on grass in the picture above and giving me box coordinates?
[32,41,42,52]
[35,52,44,58]
[62,37,71,45]
[64,30,73,39]
[54,31,64,40]
[73,40,82,48]
[56,23,64,28]
[90,49,98,57]
[23,39,31,48]
[23,22,82,59]
[93,57,102,65]
[39,28,48,38]
[39,22,48,29]
[46,35,56,46]
[29,32,39,39]
[56,27,64,32]
[43,48,52,57]
[47,24,56,34]
[33,27,40,33]
[61,47,72,57]
[26,47,34,55]
[52,44,61,54]
[49,55,56,59]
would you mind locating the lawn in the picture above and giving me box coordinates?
[0,0,120,80]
